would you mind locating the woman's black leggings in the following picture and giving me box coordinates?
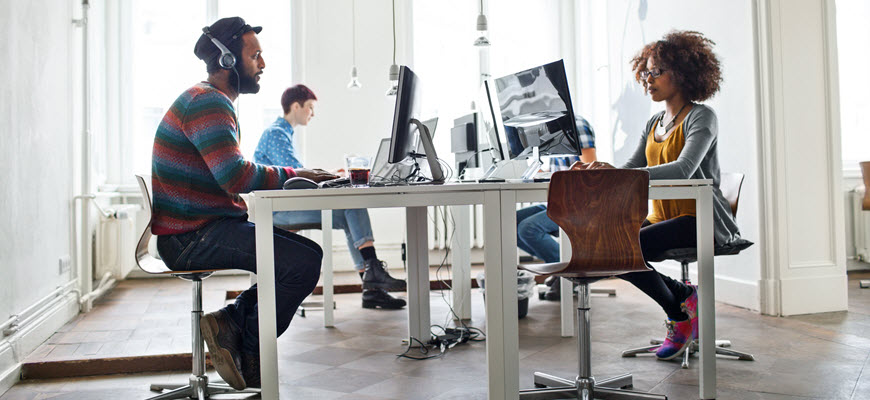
[618,215,697,321]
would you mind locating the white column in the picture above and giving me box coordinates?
[483,190,520,400]
[754,0,847,315]
[450,205,472,320]
[406,206,431,344]
[254,195,279,400]
[321,210,334,327]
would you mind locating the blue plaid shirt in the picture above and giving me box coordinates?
[576,115,596,149]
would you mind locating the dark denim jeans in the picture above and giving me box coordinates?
[156,216,323,354]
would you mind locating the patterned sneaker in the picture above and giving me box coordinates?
[680,285,699,340]
[655,318,693,360]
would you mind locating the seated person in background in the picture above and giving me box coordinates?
[153,17,337,389]
[515,115,597,300]
[573,30,743,361]
[254,84,407,310]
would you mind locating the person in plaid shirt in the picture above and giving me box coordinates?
[515,115,597,300]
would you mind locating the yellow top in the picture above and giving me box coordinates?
[645,121,696,223]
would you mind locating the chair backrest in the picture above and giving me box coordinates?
[135,175,172,274]
[719,172,745,217]
[861,162,870,211]
[546,169,651,278]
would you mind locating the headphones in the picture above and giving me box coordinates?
[202,27,235,70]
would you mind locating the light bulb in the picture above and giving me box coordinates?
[473,14,490,47]
[347,66,362,90]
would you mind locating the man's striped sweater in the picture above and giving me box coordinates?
[151,82,295,235]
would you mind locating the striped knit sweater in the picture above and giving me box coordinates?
[151,82,296,235]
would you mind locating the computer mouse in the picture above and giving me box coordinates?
[283,177,319,190]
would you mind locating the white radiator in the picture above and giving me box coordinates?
[95,204,141,280]
[428,205,485,250]
[851,186,870,261]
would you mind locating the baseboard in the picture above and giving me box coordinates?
[779,274,848,316]
[21,353,210,380]
[0,293,79,395]
[655,261,760,311]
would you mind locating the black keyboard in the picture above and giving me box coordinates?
[318,177,351,188]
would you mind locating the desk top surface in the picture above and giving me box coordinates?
[252,179,712,199]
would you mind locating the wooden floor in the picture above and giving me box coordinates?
[4,268,870,399]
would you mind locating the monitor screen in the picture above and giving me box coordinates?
[389,66,422,164]
[491,59,581,159]
[477,79,509,162]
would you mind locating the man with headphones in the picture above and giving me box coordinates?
[151,17,335,390]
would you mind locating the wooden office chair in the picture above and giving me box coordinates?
[621,172,755,367]
[861,162,870,289]
[135,175,260,400]
[518,169,667,400]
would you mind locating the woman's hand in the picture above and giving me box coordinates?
[569,161,616,170]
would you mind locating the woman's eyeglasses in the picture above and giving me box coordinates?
[640,68,666,80]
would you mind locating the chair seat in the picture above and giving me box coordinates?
[648,238,754,263]
[518,262,623,281]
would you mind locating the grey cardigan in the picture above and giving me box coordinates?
[621,104,742,246]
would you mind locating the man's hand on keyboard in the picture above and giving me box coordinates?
[295,168,339,182]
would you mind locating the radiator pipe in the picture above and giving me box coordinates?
[1,280,79,337]
[72,0,93,312]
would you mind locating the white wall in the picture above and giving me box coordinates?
[291,0,410,268]
[0,0,82,391]
[576,0,763,310]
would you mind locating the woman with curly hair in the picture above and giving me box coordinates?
[572,30,742,360]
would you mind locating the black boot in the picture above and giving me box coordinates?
[362,289,407,309]
[539,276,561,301]
[362,259,407,291]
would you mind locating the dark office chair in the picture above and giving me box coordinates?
[135,175,260,400]
[621,172,755,368]
[518,169,667,400]
[861,162,870,289]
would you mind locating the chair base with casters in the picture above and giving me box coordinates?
[146,272,261,400]
[621,242,756,368]
[136,175,260,399]
[520,281,667,400]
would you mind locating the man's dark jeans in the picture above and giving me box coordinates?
[156,216,322,354]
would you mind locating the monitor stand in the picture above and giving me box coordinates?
[520,146,543,181]
[408,118,445,184]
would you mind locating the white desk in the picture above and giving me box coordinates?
[252,179,716,400]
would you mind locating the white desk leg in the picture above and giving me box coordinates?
[483,190,520,400]
[254,197,279,399]
[696,186,716,399]
[406,207,430,344]
[322,210,334,328]
[558,228,574,337]
[450,205,472,320]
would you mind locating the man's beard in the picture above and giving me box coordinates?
[230,63,260,94]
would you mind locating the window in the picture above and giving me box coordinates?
[836,0,870,172]
[129,0,292,177]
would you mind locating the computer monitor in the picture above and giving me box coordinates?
[490,59,582,161]
[389,66,444,183]
[477,79,510,162]
[451,113,479,177]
